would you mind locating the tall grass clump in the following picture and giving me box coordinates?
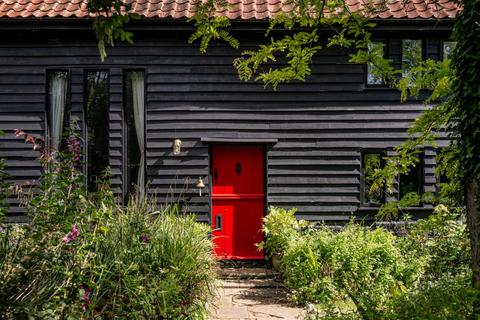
[81,197,216,319]
[0,129,216,319]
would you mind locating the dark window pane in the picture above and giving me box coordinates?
[85,71,109,192]
[367,42,384,85]
[402,39,422,77]
[125,71,144,198]
[399,155,423,199]
[363,152,384,205]
[443,41,456,60]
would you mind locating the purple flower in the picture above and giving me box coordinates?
[66,135,81,163]
[80,284,92,311]
[63,224,80,244]
[140,234,150,244]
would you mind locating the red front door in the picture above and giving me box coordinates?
[211,145,265,259]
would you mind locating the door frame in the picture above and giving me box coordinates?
[207,143,270,253]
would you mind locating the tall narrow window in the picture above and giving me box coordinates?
[85,71,109,192]
[362,151,385,205]
[48,71,69,150]
[399,154,423,199]
[402,39,423,77]
[367,41,385,85]
[125,71,145,198]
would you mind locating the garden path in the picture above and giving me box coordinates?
[209,267,305,320]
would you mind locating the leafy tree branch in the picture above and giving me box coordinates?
[88,0,137,61]
[188,0,239,53]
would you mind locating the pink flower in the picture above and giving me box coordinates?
[71,224,79,238]
[24,135,35,144]
[14,129,25,137]
[62,234,71,244]
[63,224,80,244]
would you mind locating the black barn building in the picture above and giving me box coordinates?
[0,0,457,254]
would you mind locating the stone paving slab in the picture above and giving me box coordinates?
[210,278,305,320]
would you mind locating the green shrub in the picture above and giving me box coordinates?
[386,206,475,319]
[400,204,470,278]
[388,272,477,320]
[265,205,474,320]
[257,206,305,258]
[279,227,337,306]
[281,223,423,319]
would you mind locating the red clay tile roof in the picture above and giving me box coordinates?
[0,0,459,20]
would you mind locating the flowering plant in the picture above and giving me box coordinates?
[1,128,216,319]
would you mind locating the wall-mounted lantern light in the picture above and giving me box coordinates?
[196,176,205,196]
[173,138,182,155]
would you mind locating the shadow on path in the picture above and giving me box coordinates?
[210,267,305,320]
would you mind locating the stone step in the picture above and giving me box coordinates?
[217,259,268,269]
[221,278,286,289]
[218,267,280,280]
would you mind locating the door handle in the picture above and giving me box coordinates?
[215,214,222,231]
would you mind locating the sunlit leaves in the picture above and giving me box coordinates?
[188,16,239,53]
[230,0,381,88]
[188,0,239,53]
[88,0,138,61]
[234,31,321,89]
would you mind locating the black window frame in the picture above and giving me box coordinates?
[122,69,147,202]
[361,149,387,206]
[83,69,110,192]
[434,146,451,193]
[398,151,424,202]
[365,39,389,88]
[45,69,71,150]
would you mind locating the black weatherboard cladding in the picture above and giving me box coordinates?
[0,21,450,223]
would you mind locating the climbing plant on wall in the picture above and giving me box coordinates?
[448,0,480,299]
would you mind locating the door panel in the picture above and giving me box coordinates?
[211,203,233,257]
[211,145,264,259]
[212,146,264,195]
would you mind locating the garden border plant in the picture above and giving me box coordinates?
[260,206,474,319]
[0,128,217,320]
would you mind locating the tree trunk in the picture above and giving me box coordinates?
[465,175,480,314]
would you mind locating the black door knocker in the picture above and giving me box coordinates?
[235,161,242,174]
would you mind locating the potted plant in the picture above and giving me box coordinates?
[257,206,305,270]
